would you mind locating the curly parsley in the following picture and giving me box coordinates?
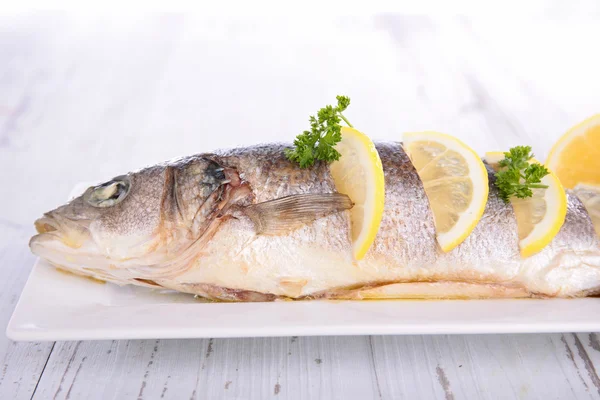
[494,146,550,203]
[285,95,353,168]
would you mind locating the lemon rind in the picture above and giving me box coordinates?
[518,169,567,257]
[546,114,600,173]
[335,127,385,260]
[404,131,489,252]
[483,153,567,257]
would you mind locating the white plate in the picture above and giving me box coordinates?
[7,257,600,341]
[7,184,600,341]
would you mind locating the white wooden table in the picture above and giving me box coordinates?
[2,13,600,399]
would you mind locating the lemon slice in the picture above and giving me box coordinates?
[485,152,567,257]
[547,114,600,189]
[329,127,385,260]
[573,183,600,238]
[403,132,489,252]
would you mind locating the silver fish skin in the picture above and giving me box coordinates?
[30,143,600,301]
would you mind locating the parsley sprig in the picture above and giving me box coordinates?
[494,146,550,203]
[285,95,352,168]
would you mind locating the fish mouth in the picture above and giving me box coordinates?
[30,213,92,251]
[34,216,60,234]
[30,214,126,284]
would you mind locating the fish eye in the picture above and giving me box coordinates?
[85,176,131,208]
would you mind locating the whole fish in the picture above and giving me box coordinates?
[30,143,600,301]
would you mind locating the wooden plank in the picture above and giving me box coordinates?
[0,229,55,399]
[32,336,380,400]
[573,333,600,396]
[32,334,600,400]
[372,334,600,400]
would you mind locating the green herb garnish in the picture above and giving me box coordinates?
[285,95,353,168]
[494,145,550,203]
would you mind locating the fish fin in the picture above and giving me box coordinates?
[244,193,352,235]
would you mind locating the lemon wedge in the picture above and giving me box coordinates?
[403,132,489,252]
[485,152,567,257]
[547,114,600,189]
[573,183,600,238]
[330,127,385,260]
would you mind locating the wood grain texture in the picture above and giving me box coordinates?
[0,231,54,399]
[33,337,383,400]
[371,334,600,400]
[1,12,600,400]
[29,335,600,400]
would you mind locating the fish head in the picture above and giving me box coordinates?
[30,157,237,282]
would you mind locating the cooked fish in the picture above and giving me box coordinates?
[30,143,600,300]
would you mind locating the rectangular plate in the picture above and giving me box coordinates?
[8,184,600,341]
[7,258,600,341]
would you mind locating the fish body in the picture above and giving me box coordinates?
[30,143,600,300]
